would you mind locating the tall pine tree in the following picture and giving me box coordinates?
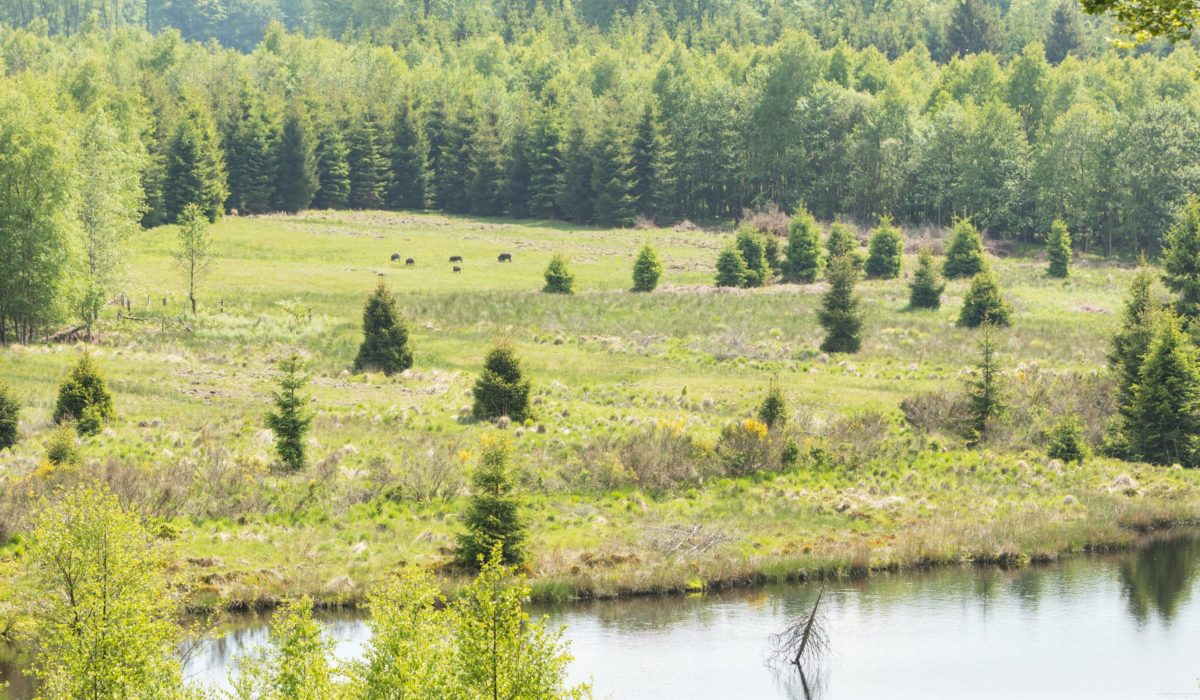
[164,103,228,223]
[1128,314,1200,466]
[467,111,507,216]
[347,113,390,210]
[276,102,319,213]
[225,90,279,215]
[433,99,476,214]
[387,101,430,211]
[557,121,594,223]
[526,105,562,219]
[591,115,637,228]
[313,118,350,210]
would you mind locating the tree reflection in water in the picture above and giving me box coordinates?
[1119,535,1200,624]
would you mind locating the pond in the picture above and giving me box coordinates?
[4,535,1200,699]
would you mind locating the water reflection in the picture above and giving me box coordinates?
[1119,535,1200,623]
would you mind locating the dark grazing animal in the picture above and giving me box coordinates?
[452,265,462,273]
[405,258,415,266]
[449,255,463,263]
[498,252,513,262]
[390,253,401,261]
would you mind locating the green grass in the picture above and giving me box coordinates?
[1,209,1197,611]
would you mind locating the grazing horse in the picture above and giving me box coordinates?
[449,255,464,263]
[498,252,513,262]
[390,253,401,262]
[452,265,462,273]
[405,258,415,266]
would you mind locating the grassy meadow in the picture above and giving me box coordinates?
[2,210,1198,610]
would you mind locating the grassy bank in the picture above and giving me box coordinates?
[1,210,1197,613]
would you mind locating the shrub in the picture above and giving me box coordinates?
[864,218,903,279]
[632,244,663,292]
[542,253,575,294]
[757,381,789,429]
[266,354,314,472]
[715,245,748,288]
[735,228,769,287]
[0,381,20,450]
[472,342,532,423]
[826,222,859,263]
[456,437,524,569]
[231,597,337,697]
[782,208,823,283]
[1047,415,1087,463]
[958,269,1013,327]
[578,421,708,491]
[1047,219,1072,278]
[763,235,782,275]
[743,203,790,236]
[54,353,114,434]
[717,418,774,476]
[353,281,414,375]
[45,424,80,466]
[818,255,863,353]
[943,218,986,279]
[909,248,946,309]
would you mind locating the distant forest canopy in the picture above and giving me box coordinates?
[0,3,1198,255]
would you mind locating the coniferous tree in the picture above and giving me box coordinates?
[54,353,114,435]
[757,380,788,429]
[225,91,279,215]
[387,101,430,211]
[503,118,532,219]
[958,269,1013,327]
[826,222,860,265]
[943,219,986,279]
[266,354,313,472]
[347,114,390,210]
[1161,197,1200,321]
[591,117,637,228]
[467,111,507,216]
[526,106,562,219]
[782,209,824,284]
[472,343,532,423]
[818,255,864,353]
[1127,314,1200,466]
[632,244,663,292]
[542,254,575,294]
[909,248,946,309]
[631,104,663,220]
[1047,219,1072,278]
[557,122,594,223]
[1045,2,1082,65]
[1110,268,1161,432]
[276,103,319,213]
[946,0,1002,57]
[353,281,414,375]
[1047,414,1087,463]
[864,217,904,279]
[0,380,19,450]
[965,323,1004,443]
[164,103,227,223]
[715,245,749,288]
[736,229,770,287]
[456,436,525,569]
[313,119,350,210]
[434,100,476,214]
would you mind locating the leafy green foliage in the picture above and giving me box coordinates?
[0,380,18,450]
[266,354,314,472]
[1081,0,1200,42]
[27,487,185,698]
[943,219,986,279]
[353,282,414,375]
[965,323,1005,443]
[456,437,525,569]
[715,245,749,288]
[54,353,114,433]
[632,245,663,292]
[174,203,214,314]
[818,255,863,353]
[543,254,576,294]
[909,248,946,310]
[864,218,903,279]
[45,424,79,466]
[1047,219,1072,278]
[1127,313,1200,465]
[472,343,532,423]
[782,209,823,284]
[231,597,337,700]
[757,381,789,429]
[1047,414,1088,463]
[958,269,1013,328]
[1161,197,1200,320]
[735,229,770,287]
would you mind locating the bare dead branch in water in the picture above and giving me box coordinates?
[770,585,829,670]
[644,524,730,558]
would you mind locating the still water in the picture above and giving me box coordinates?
[4,536,1200,699]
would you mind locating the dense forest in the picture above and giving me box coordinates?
[3,0,1200,340]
